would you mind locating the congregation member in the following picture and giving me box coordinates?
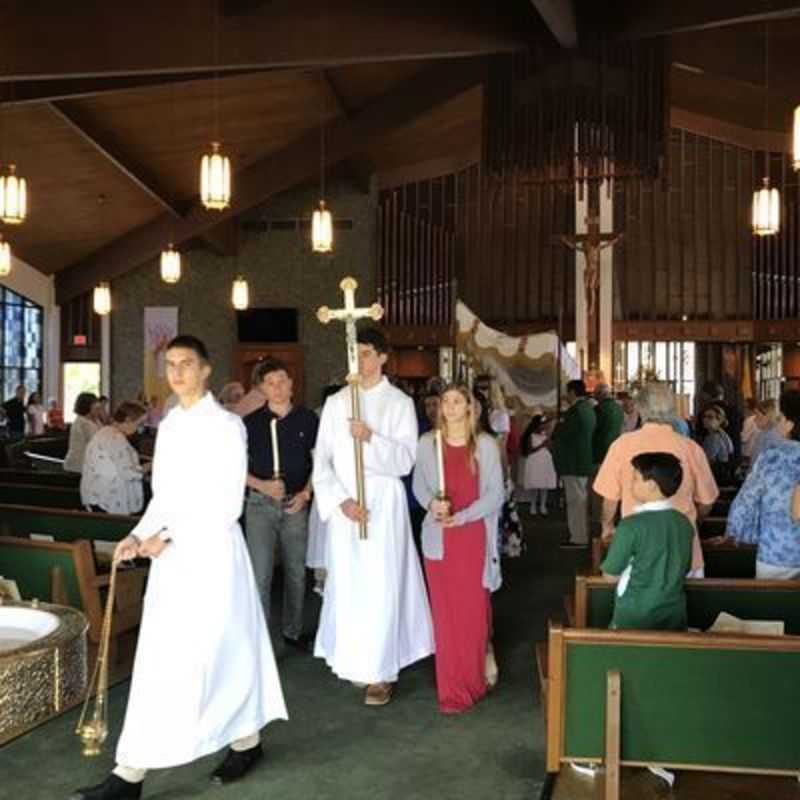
[601,452,693,630]
[618,391,641,433]
[312,326,433,707]
[46,397,65,431]
[520,413,556,516]
[594,382,719,576]
[592,383,623,467]
[3,384,26,437]
[97,395,112,425]
[72,335,287,800]
[749,398,784,465]
[235,363,267,417]
[726,390,800,579]
[243,358,318,650]
[25,391,46,436]
[219,381,245,412]
[701,405,734,482]
[63,392,102,474]
[740,397,759,461]
[413,383,505,712]
[80,402,149,514]
[552,379,596,547]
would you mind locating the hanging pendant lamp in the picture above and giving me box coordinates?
[231,275,249,310]
[200,142,231,211]
[0,235,11,277]
[93,282,111,316]
[793,105,800,171]
[0,164,26,225]
[312,199,333,253]
[160,244,182,284]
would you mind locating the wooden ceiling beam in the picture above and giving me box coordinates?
[0,1,526,82]
[609,0,800,39]
[55,58,487,303]
[529,0,578,48]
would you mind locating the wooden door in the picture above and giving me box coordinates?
[234,343,305,404]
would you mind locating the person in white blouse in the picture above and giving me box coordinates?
[25,392,46,436]
[80,402,150,514]
[63,393,103,473]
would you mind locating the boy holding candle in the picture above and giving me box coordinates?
[243,358,319,651]
[413,383,505,712]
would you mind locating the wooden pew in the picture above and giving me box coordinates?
[544,622,800,781]
[0,482,83,510]
[590,537,757,578]
[0,536,146,645]
[573,574,800,633]
[0,503,136,543]
[0,468,80,487]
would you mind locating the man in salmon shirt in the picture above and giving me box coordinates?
[594,382,718,576]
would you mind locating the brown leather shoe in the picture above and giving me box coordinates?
[364,682,393,706]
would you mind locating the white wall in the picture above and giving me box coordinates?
[0,254,60,404]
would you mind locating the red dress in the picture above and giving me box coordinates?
[425,442,492,713]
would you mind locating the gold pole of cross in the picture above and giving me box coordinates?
[317,277,383,539]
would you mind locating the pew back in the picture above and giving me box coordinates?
[0,483,82,510]
[546,624,800,775]
[0,503,136,542]
[575,575,800,633]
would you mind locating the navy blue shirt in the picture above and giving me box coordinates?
[243,405,319,495]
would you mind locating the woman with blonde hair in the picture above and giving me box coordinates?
[413,383,505,713]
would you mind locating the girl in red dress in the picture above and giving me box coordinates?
[414,384,505,713]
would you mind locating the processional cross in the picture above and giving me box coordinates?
[317,277,384,540]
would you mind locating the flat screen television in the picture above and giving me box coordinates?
[236,308,298,343]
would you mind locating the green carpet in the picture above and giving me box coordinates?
[1,506,584,800]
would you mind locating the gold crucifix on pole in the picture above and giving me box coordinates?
[317,277,384,540]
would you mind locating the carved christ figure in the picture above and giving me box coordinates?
[561,214,623,319]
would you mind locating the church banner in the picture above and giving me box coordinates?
[456,301,580,414]
[143,307,179,406]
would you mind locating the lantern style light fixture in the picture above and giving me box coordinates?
[0,235,11,277]
[200,142,231,211]
[231,276,249,310]
[752,177,781,236]
[312,199,333,253]
[160,243,182,284]
[793,105,800,171]
[0,164,27,225]
[752,22,780,236]
[93,282,111,316]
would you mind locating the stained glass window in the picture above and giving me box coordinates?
[0,288,43,403]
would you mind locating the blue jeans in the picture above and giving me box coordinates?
[245,490,308,639]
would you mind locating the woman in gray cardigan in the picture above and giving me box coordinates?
[413,383,505,712]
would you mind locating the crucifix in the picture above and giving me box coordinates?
[559,212,623,373]
[317,276,384,540]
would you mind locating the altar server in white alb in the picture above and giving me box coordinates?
[72,335,287,800]
[313,326,434,707]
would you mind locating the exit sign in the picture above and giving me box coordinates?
[72,334,87,346]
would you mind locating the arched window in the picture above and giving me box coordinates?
[0,286,43,402]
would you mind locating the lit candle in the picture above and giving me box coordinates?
[270,418,281,475]
[435,429,446,497]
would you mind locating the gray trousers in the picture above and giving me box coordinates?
[245,491,308,639]
[562,476,589,545]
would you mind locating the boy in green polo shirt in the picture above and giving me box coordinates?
[601,452,694,630]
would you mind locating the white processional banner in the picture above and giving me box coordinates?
[143,307,179,406]
[456,301,580,414]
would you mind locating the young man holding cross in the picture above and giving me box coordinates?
[312,326,433,706]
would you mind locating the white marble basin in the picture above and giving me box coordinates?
[0,607,59,652]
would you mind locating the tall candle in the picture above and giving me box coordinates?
[435,429,446,496]
[270,418,281,475]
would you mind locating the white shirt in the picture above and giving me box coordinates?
[63,415,101,473]
[80,425,144,514]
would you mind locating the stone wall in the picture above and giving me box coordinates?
[110,177,377,406]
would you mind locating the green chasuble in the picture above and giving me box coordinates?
[601,506,693,630]
[593,397,624,465]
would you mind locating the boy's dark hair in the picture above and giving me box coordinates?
[356,325,389,355]
[73,392,98,416]
[567,379,587,397]
[780,390,800,443]
[252,357,290,386]
[166,335,210,363]
[631,452,683,499]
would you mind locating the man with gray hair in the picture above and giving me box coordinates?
[593,382,719,575]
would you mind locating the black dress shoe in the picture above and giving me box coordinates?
[70,774,143,800]
[282,633,313,652]
[210,744,263,785]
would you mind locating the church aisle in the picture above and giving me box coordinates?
[1,508,578,800]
